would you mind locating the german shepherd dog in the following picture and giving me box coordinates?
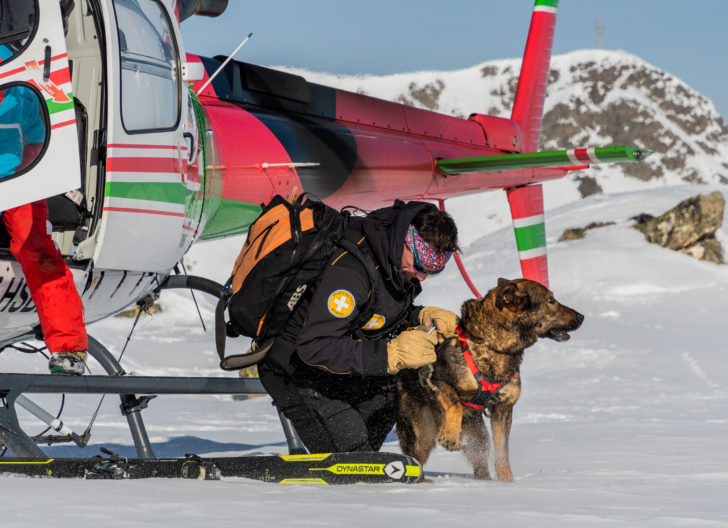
[396,278,584,481]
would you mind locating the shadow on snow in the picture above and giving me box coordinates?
[37,435,289,459]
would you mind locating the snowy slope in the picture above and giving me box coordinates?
[1,184,727,527]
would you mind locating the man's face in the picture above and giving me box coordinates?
[401,244,429,281]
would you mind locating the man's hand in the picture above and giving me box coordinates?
[418,306,459,333]
[386,328,438,374]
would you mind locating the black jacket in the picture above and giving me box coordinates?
[279,200,432,377]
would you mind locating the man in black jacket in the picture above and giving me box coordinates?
[258,200,460,453]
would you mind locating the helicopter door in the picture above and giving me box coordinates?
[92,0,192,273]
[0,0,81,211]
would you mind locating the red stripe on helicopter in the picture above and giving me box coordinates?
[107,157,181,173]
[48,67,71,86]
[0,65,25,80]
[108,143,180,150]
[506,184,544,220]
[186,162,201,184]
[520,254,549,289]
[571,149,593,164]
[51,119,76,130]
[103,207,185,217]
[42,53,68,64]
[0,53,69,81]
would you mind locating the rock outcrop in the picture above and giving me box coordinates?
[558,222,615,242]
[632,191,725,263]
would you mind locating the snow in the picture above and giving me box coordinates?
[4,39,728,526]
[1,182,727,526]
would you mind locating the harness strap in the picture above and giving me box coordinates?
[455,326,513,411]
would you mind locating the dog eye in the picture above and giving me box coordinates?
[547,297,556,305]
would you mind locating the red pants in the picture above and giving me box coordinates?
[2,200,88,352]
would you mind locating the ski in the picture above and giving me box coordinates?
[0,450,421,484]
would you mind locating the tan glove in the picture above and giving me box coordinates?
[418,306,459,333]
[387,329,439,374]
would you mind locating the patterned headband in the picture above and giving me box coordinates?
[405,225,452,274]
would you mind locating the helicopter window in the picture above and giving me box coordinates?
[0,0,36,63]
[113,0,180,132]
[0,83,49,181]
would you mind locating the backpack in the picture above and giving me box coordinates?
[214,194,377,370]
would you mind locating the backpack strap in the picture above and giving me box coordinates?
[215,194,309,365]
[214,278,234,363]
[335,237,379,340]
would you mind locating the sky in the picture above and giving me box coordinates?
[181,1,728,120]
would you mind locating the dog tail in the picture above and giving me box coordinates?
[505,0,559,288]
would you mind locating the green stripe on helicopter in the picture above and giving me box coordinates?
[534,0,558,10]
[511,214,546,258]
[198,198,263,241]
[513,222,546,253]
[45,98,75,115]
[105,182,189,204]
[436,145,651,175]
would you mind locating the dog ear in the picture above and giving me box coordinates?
[495,283,529,311]
[460,299,476,322]
[495,283,514,311]
[497,277,510,287]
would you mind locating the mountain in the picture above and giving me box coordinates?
[283,49,728,200]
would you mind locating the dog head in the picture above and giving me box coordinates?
[460,278,584,353]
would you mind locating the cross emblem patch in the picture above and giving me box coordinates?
[362,314,385,330]
[327,289,356,318]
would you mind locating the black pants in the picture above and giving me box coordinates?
[259,343,398,453]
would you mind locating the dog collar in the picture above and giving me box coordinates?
[455,326,513,412]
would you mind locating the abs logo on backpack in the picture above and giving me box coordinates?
[287,284,307,311]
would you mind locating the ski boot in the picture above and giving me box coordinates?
[48,350,87,375]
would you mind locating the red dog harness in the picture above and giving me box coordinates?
[455,326,513,412]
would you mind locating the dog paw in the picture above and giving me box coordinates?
[495,463,514,482]
[437,430,461,451]
[473,469,492,480]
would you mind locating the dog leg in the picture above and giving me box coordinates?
[407,409,439,479]
[396,391,439,478]
[435,385,463,451]
[490,403,515,482]
[461,410,491,480]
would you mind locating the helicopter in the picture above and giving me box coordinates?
[0,0,648,458]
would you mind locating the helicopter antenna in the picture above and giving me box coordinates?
[595,15,606,49]
[195,32,253,96]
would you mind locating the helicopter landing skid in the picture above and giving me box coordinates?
[0,274,306,459]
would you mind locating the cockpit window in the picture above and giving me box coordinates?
[114,0,180,132]
[0,0,37,63]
